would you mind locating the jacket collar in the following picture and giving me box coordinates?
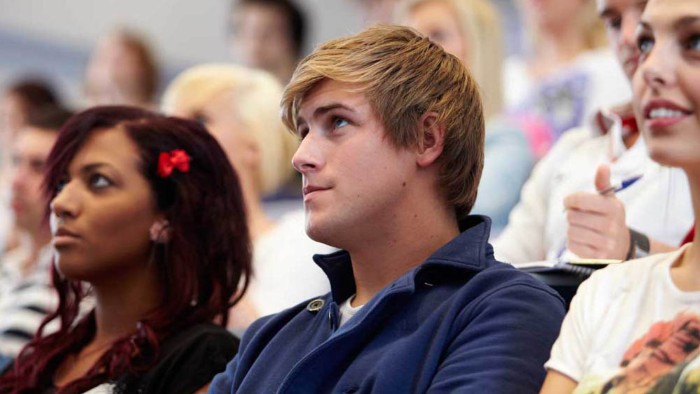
[313,215,494,304]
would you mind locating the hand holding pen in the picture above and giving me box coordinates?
[561,164,642,260]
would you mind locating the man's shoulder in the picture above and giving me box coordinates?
[418,254,566,321]
[467,260,565,306]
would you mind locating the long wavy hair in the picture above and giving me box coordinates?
[0,106,252,393]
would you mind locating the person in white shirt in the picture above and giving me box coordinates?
[0,106,70,366]
[494,0,693,264]
[540,0,700,391]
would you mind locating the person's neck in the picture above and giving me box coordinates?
[18,225,51,275]
[530,26,587,79]
[622,128,640,149]
[53,262,162,387]
[347,200,459,307]
[608,101,640,149]
[240,177,276,240]
[672,171,700,291]
[268,60,296,85]
[90,264,163,344]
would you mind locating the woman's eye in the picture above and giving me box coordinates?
[637,35,654,54]
[55,178,69,194]
[89,174,112,189]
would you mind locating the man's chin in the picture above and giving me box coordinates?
[305,220,337,247]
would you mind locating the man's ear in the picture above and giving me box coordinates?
[416,112,445,168]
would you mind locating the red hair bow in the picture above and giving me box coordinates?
[157,149,191,178]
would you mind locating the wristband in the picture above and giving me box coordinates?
[625,228,650,260]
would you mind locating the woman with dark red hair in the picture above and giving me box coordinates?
[0,106,252,393]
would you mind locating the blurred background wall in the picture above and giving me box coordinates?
[0,0,520,106]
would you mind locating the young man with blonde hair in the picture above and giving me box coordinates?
[210,25,565,393]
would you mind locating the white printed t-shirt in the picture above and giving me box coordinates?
[546,244,700,393]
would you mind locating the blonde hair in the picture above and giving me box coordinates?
[579,0,608,50]
[282,25,484,219]
[522,0,608,53]
[162,64,297,195]
[396,0,503,119]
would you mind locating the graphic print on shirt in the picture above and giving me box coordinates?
[578,311,700,394]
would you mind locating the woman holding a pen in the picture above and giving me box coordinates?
[541,0,700,392]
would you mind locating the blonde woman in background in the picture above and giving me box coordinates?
[398,0,502,119]
[398,0,534,233]
[162,64,332,332]
[506,0,631,158]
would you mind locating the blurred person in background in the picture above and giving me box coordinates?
[229,0,306,84]
[0,78,61,254]
[83,28,159,109]
[0,106,71,373]
[506,0,630,158]
[354,0,401,24]
[494,0,693,265]
[398,0,534,233]
[0,79,60,167]
[541,0,700,391]
[162,64,332,333]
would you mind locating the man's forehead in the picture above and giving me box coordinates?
[597,0,647,14]
[297,80,368,121]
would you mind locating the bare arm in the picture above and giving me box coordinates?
[539,370,577,394]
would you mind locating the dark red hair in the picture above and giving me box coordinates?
[0,106,252,393]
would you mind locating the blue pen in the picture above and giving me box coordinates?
[599,174,643,195]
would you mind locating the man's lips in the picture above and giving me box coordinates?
[303,185,330,195]
[302,185,330,201]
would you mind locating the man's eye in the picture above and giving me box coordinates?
[605,17,622,31]
[29,159,45,174]
[685,34,700,52]
[333,117,349,129]
[193,113,209,125]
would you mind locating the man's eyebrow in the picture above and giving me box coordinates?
[674,15,700,30]
[599,0,648,19]
[296,103,356,126]
[599,8,617,19]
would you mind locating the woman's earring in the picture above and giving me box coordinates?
[149,220,171,244]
